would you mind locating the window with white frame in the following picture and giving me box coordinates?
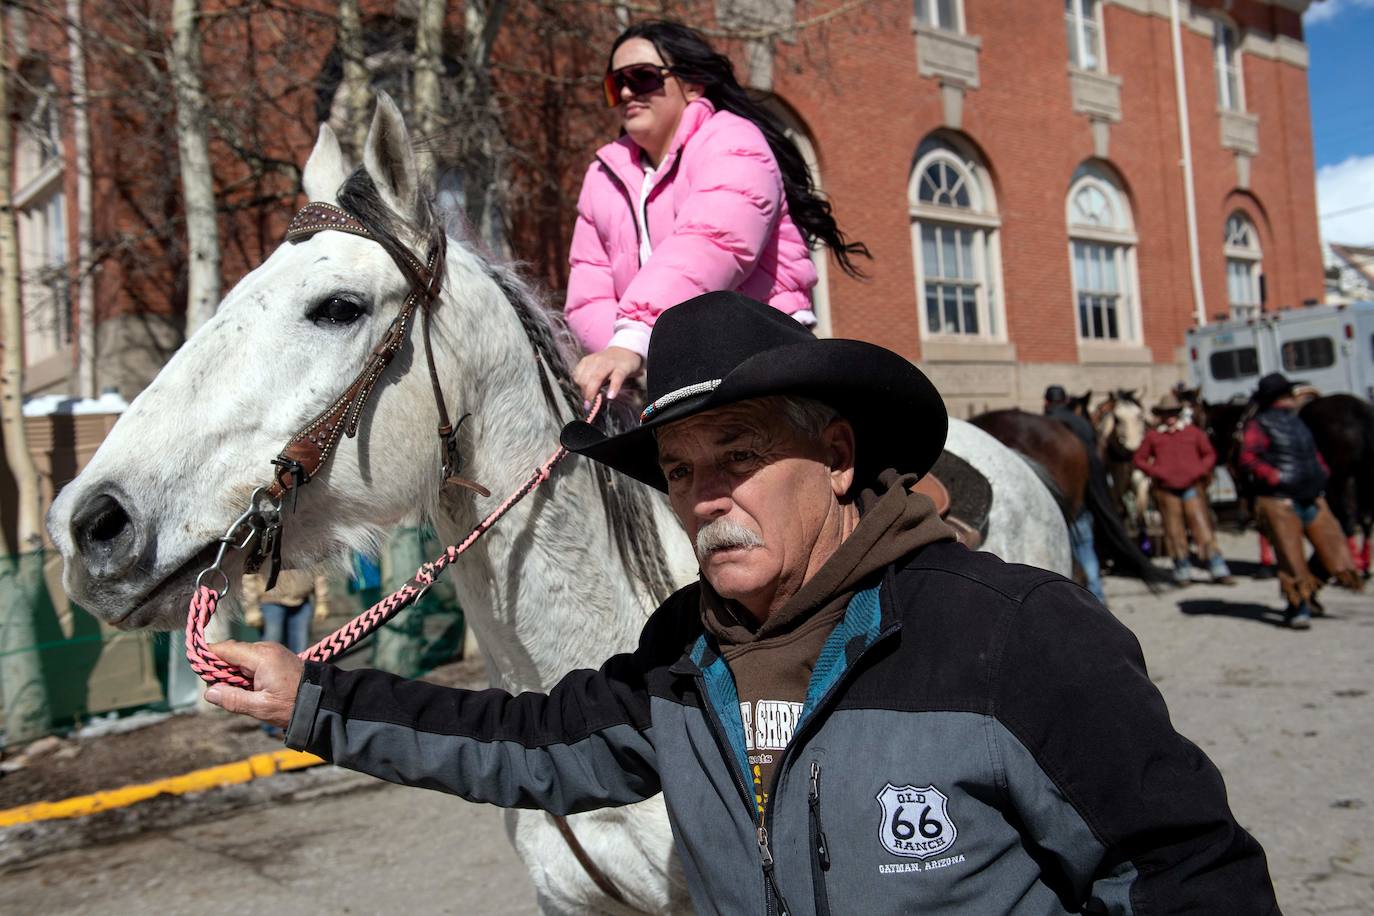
[1066,163,1139,343]
[914,0,961,32]
[776,114,832,337]
[1212,19,1244,111]
[1224,212,1262,320]
[15,82,69,370]
[1064,0,1104,72]
[909,136,1002,340]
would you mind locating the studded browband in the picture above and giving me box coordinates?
[265,201,488,509]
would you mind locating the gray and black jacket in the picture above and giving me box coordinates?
[286,542,1277,914]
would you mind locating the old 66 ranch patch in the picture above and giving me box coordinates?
[876,784,957,859]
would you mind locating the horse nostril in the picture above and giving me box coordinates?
[72,493,135,568]
[89,502,129,543]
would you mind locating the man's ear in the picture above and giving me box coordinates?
[824,419,857,497]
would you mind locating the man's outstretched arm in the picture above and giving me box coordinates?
[205,640,662,815]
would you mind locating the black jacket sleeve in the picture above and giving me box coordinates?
[993,580,1279,914]
[284,641,664,815]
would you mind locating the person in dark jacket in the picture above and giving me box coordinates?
[1239,372,1361,628]
[206,292,1278,914]
[1043,385,1105,602]
[1134,392,1231,585]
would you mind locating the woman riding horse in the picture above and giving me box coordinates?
[566,20,868,403]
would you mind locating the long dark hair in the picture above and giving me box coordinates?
[610,20,870,278]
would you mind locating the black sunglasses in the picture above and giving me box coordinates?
[602,64,676,108]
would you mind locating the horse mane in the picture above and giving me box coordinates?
[337,168,677,606]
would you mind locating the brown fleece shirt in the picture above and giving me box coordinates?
[700,470,957,816]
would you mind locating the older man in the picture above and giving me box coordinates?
[207,292,1276,913]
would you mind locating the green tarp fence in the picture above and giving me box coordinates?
[0,530,464,746]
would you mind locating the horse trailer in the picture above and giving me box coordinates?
[1186,301,1374,404]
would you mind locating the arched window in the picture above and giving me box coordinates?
[909,136,1003,340]
[1225,212,1262,320]
[766,100,832,336]
[1066,162,1139,343]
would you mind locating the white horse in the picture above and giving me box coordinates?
[47,97,1068,914]
[1096,390,1152,537]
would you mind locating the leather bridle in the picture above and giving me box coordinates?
[241,201,485,587]
[225,199,628,906]
[270,201,462,504]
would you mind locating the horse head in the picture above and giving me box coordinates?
[1068,389,1093,419]
[1092,390,1144,456]
[48,95,457,630]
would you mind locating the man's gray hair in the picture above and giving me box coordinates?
[651,394,840,442]
[772,395,840,440]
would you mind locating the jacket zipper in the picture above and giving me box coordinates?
[595,149,683,262]
[760,622,903,907]
[808,761,832,916]
[758,825,792,916]
[690,618,898,915]
[692,670,790,915]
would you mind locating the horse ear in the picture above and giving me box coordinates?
[302,124,349,203]
[363,92,418,218]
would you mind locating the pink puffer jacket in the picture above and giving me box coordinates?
[564,98,818,355]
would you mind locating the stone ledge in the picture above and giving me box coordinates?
[913,24,982,89]
[1077,341,1155,365]
[1220,109,1260,157]
[1069,67,1123,123]
[919,338,1017,364]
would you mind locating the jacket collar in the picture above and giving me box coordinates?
[595,97,717,193]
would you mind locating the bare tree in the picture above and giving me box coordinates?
[0,8,52,745]
[457,0,509,247]
[337,0,369,161]
[65,0,95,397]
[170,0,219,333]
[412,0,447,179]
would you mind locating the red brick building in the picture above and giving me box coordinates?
[9,0,1323,419]
[753,0,1322,414]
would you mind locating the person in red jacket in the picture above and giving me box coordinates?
[1134,392,1232,585]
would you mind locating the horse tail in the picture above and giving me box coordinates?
[1083,459,1170,590]
[1017,453,1073,525]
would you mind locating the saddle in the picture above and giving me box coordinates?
[914,459,987,550]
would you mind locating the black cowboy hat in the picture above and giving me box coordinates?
[560,291,948,492]
[1255,372,1303,406]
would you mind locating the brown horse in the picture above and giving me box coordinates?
[1300,394,1374,575]
[971,409,1167,586]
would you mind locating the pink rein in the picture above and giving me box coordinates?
[186,398,603,687]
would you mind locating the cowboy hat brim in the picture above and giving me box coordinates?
[561,338,947,492]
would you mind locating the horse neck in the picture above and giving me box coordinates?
[424,250,660,693]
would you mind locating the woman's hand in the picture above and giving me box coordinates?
[573,346,644,404]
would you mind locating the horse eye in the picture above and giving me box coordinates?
[308,296,367,327]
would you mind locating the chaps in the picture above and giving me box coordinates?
[1154,489,1217,561]
[1255,495,1362,607]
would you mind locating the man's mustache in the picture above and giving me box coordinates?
[696,518,764,556]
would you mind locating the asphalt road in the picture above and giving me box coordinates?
[2,531,1369,915]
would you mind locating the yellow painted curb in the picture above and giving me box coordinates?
[0,749,324,828]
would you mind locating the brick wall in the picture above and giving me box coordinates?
[768,0,1323,411]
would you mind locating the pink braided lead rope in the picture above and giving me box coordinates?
[186,397,604,688]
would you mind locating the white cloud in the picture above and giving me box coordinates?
[1317,154,1374,245]
[1304,0,1374,25]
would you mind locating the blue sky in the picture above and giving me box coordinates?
[1304,0,1374,245]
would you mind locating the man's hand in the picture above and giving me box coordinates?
[573,346,644,403]
[203,640,305,730]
